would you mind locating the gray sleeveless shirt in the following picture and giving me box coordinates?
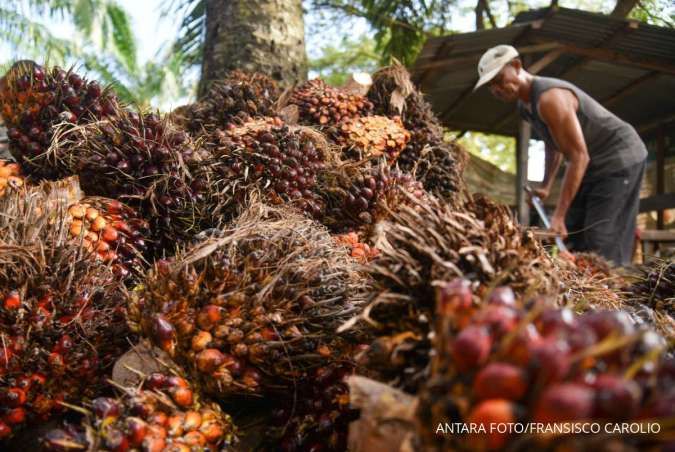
[517,76,647,178]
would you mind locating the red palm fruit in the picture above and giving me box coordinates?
[4,407,26,425]
[0,421,12,439]
[142,436,166,452]
[167,415,184,437]
[196,305,222,330]
[534,383,595,423]
[5,387,27,407]
[581,310,635,341]
[125,417,148,446]
[537,307,576,337]
[436,278,473,315]
[451,326,491,371]
[147,425,168,439]
[196,348,226,373]
[148,412,168,427]
[476,305,518,339]
[505,324,543,366]
[466,399,516,450]
[145,372,167,390]
[242,368,262,389]
[3,291,21,310]
[191,331,212,352]
[183,411,202,432]
[104,428,129,452]
[91,397,121,419]
[170,387,194,408]
[102,225,119,242]
[593,374,641,420]
[487,286,516,307]
[200,421,224,443]
[183,431,207,447]
[529,340,571,386]
[473,363,528,401]
[166,375,189,389]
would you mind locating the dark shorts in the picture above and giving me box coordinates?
[565,160,646,266]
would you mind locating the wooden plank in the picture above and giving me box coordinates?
[638,113,675,134]
[638,194,675,213]
[601,71,661,106]
[516,119,531,225]
[639,229,675,241]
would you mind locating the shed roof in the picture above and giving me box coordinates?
[411,7,675,137]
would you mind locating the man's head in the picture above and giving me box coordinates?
[474,45,525,102]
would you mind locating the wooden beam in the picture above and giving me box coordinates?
[601,71,661,106]
[656,125,666,229]
[639,194,675,213]
[516,119,531,225]
[638,113,675,134]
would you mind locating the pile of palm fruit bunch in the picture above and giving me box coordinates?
[332,115,411,163]
[0,159,24,198]
[367,62,465,201]
[287,78,374,126]
[0,180,132,440]
[200,117,329,221]
[622,259,674,336]
[41,371,237,451]
[130,201,372,398]
[417,279,673,451]
[174,70,281,135]
[0,61,119,179]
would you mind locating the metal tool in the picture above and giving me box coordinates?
[525,185,568,253]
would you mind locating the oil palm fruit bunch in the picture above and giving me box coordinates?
[0,160,25,198]
[130,202,372,398]
[66,197,150,279]
[268,364,359,451]
[332,115,411,164]
[318,159,426,232]
[0,61,120,179]
[0,183,131,440]
[288,79,374,126]
[42,372,237,451]
[418,279,672,451]
[205,117,328,220]
[367,63,464,199]
[176,70,280,135]
[624,259,674,320]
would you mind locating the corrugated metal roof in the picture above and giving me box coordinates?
[412,6,675,137]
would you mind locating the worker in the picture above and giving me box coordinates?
[474,45,647,266]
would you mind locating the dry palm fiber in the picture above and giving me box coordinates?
[418,279,673,451]
[367,62,465,199]
[622,259,674,339]
[286,79,374,127]
[329,115,411,164]
[198,117,330,222]
[0,62,120,180]
[173,70,280,135]
[0,181,132,440]
[42,371,237,451]
[130,200,373,398]
[316,157,426,233]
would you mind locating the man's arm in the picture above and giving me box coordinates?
[537,88,589,237]
[535,143,563,199]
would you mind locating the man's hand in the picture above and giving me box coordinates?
[550,213,568,238]
[532,186,550,201]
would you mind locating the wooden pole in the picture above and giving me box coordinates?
[516,119,531,225]
[656,125,665,230]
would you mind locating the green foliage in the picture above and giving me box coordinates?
[309,35,380,85]
[454,131,516,174]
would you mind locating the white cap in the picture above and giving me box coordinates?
[474,45,519,91]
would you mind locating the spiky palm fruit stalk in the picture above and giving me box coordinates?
[418,280,673,451]
[0,62,120,179]
[0,160,25,198]
[203,117,329,220]
[624,259,674,322]
[287,79,374,126]
[367,63,464,199]
[130,202,372,398]
[332,115,411,163]
[0,182,132,440]
[317,158,426,232]
[175,70,280,135]
[42,372,237,451]
[66,197,150,279]
[268,364,359,452]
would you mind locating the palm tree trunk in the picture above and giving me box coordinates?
[199,0,307,96]
[610,0,639,17]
